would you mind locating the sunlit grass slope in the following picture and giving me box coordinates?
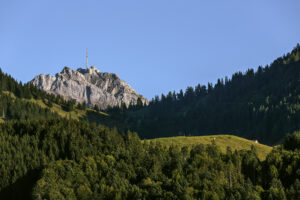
[145,135,272,160]
[1,91,108,120]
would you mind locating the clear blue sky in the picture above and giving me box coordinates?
[1,0,300,99]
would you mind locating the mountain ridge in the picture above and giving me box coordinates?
[107,44,300,145]
[30,66,148,109]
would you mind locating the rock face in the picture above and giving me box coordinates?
[30,66,148,109]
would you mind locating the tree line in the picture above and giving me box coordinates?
[107,44,300,145]
[0,119,299,199]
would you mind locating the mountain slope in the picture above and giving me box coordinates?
[145,135,272,160]
[112,44,300,145]
[31,66,148,109]
[1,50,300,199]
[0,118,298,200]
[0,68,110,124]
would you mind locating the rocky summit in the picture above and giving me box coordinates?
[30,66,148,109]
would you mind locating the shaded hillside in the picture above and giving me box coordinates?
[0,63,299,199]
[112,44,300,145]
[0,70,59,121]
[0,119,299,199]
[0,68,110,123]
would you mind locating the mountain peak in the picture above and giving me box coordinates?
[31,67,148,109]
[61,66,71,72]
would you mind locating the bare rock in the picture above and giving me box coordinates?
[30,66,148,109]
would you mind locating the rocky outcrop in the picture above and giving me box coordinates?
[30,66,148,109]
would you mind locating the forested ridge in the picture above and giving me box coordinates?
[109,44,300,145]
[0,46,300,199]
[0,68,106,122]
[0,119,299,199]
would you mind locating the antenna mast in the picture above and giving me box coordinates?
[86,48,89,69]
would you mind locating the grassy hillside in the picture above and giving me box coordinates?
[145,135,272,160]
[1,91,108,121]
[28,98,108,120]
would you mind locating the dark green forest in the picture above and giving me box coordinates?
[108,44,300,145]
[0,119,299,199]
[0,68,82,121]
[0,46,300,199]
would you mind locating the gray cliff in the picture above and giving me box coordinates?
[30,66,148,109]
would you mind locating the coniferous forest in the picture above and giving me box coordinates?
[0,46,300,199]
[0,119,299,199]
[109,44,300,145]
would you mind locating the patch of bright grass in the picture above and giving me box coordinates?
[145,135,272,160]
